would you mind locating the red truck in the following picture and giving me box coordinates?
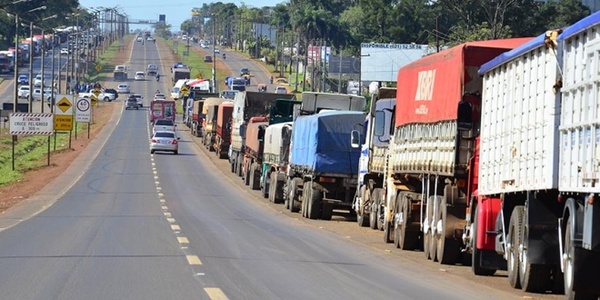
[241,117,269,190]
[150,100,176,124]
[214,101,233,159]
[381,38,531,266]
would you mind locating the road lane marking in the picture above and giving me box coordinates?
[186,255,202,265]
[164,212,172,217]
[158,192,164,197]
[204,288,228,300]
[160,199,166,203]
[161,205,168,210]
[171,224,181,231]
[155,180,160,185]
[167,217,175,223]
[177,236,189,244]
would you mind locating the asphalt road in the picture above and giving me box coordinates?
[0,39,557,299]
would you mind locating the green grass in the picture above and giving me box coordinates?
[83,36,134,83]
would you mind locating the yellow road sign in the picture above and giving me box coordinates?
[56,97,72,113]
[93,88,101,97]
[181,85,190,96]
[95,64,102,72]
[90,95,99,106]
[54,115,73,131]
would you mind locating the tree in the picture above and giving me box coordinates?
[181,20,200,36]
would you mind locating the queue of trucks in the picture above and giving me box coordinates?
[173,10,600,299]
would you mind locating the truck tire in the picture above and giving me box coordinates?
[230,156,235,173]
[519,213,552,293]
[383,220,393,244]
[321,203,333,220]
[508,206,524,289]
[472,208,497,275]
[357,186,369,227]
[370,188,382,229]
[424,197,436,260]
[563,218,596,300]
[268,174,279,203]
[289,178,301,213]
[395,194,419,250]
[436,196,460,264]
[307,181,321,220]
[250,164,260,190]
[236,154,243,177]
[274,175,285,204]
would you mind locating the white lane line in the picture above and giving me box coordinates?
[171,224,180,231]
[166,217,175,223]
[164,212,171,217]
[161,205,168,210]
[177,236,189,244]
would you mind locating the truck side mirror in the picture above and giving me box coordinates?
[351,130,360,148]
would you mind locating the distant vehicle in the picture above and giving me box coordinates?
[221,90,238,100]
[125,96,139,110]
[130,94,144,107]
[274,77,288,85]
[18,85,30,99]
[117,84,130,94]
[214,48,220,54]
[146,36,154,41]
[136,36,143,42]
[32,87,56,101]
[104,88,118,100]
[171,62,187,71]
[18,74,29,85]
[152,119,176,134]
[203,55,212,62]
[146,64,159,76]
[200,43,208,49]
[150,131,179,155]
[33,73,52,87]
[154,93,166,101]
[60,48,70,55]
[275,86,287,94]
[240,68,250,76]
[134,71,145,81]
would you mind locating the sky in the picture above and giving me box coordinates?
[78,0,284,32]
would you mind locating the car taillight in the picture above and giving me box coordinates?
[151,139,157,143]
[172,139,178,144]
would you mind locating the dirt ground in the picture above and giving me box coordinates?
[0,39,148,214]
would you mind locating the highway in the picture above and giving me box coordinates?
[0,38,553,299]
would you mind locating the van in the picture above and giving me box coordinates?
[171,79,187,100]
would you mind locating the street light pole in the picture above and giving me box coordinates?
[12,13,19,113]
[27,21,33,112]
[212,13,217,94]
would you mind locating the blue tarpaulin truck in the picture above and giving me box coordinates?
[286,111,364,220]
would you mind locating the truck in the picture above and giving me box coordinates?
[353,88,396,230]
[150,100,176,124]
[172,67,190,83]
[228,77,247,92]
[241,117,269,189]
[214,101,234,159]
[185,91,220,131]
[113,65,128,81]
[286,111,364,220]
[201,98,228,150]
[263,92,366,206]
[379,38,531,267]
[229,91,295,178]
[465,15,600,298]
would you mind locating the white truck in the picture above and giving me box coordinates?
[469,15,600,298]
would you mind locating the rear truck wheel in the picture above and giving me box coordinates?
[274,175,285,204]
[508,206,524,289]
[268,174,277,203]
[472,208,497,276]
[262,173,270,199]
[321,203,333,220]
[307,181,322,220]
[230,156,235,173]
[563,219,597,300]
[383,219,394,243]
[301,183,308,218]
[174,150,178,155]
[436,196,461,264]
[424,197,434,260]
[249,164,260,190]
[377,198,385,231]
[283,180,290,209]
[395,194,419,250]
[369,188,381,229]
[289,178,301,213]
[519,209,552,293]
[236,154,243,177]
[244,162,251,186]
[357,186,369,227]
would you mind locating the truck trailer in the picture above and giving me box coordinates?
[470,14,600,298]
[381,38,531,266]
[214,101,234,159]
[202,98,229,151]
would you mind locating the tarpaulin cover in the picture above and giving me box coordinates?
[290,111,364,174]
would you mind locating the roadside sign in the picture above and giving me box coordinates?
[181,85,190,96]
[54,115,73,131]
[10,113,54,135]
[76,98,91,122]
[95,64,102,72]
[90,94,99,107]
[56,97,73,114]
[93,88,101,98]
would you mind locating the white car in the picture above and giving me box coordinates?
[150,131,179,155]
[214,48,220,54]
[154,93,166,101]
[134,71,145,81]
[32,88,56,101]
[130,94,144,107]
[33,74,52,87]
[117,84,130,94]
[275,86,288,94]
[136,36,143,42]
[18,86,30,99]
[60,48,69,55]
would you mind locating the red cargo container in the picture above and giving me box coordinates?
[215,102,233,159]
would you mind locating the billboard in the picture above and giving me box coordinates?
[159,15,166,24]
[360,43,431,82]
[328,56,360,75]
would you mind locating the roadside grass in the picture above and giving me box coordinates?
[0,38,127,187]
[83,36,133,83]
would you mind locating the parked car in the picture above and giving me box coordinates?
[203,55,213,62]
[134,71,145,81]
[150,131,179,155]
[60,48,69,55]
[125,96,139,110]
[117,84,130,94]
[18,74,29,85]
[18,85,30,99]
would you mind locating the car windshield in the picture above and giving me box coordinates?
[154,132,175,138]
[155,120,173,126]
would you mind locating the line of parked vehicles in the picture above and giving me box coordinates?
[173,11,600,299]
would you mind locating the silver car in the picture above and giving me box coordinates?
[150,131,179,154]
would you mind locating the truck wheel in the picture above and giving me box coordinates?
[321,203,333,220]
[519,213,552,292]
[289,178,301,213]
[250,165,260,190]
[302,181,312,218]
[424,197,435,260]
[230,156,235,173]
[274,175,285,204]
[244,162,251,186]
[395,194,419,250]
[563,219,595,299]
[236,154,243,177]
[508,206,524,288]
[383,220,393,243]
[307,181,322,220]
[268,174,278,203]
[357,186,369,227]
[436,196,460,264]
[262,174,270,199]
[472,208,497,275]
[370,188,382,229]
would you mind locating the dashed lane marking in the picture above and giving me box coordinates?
[167,217,175,223]
[164,212,172,217]
[186,255,202,265]
[171,224,181,231]
[177,237,189,244]
[161,205,168,210]
[204,288,229,300]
